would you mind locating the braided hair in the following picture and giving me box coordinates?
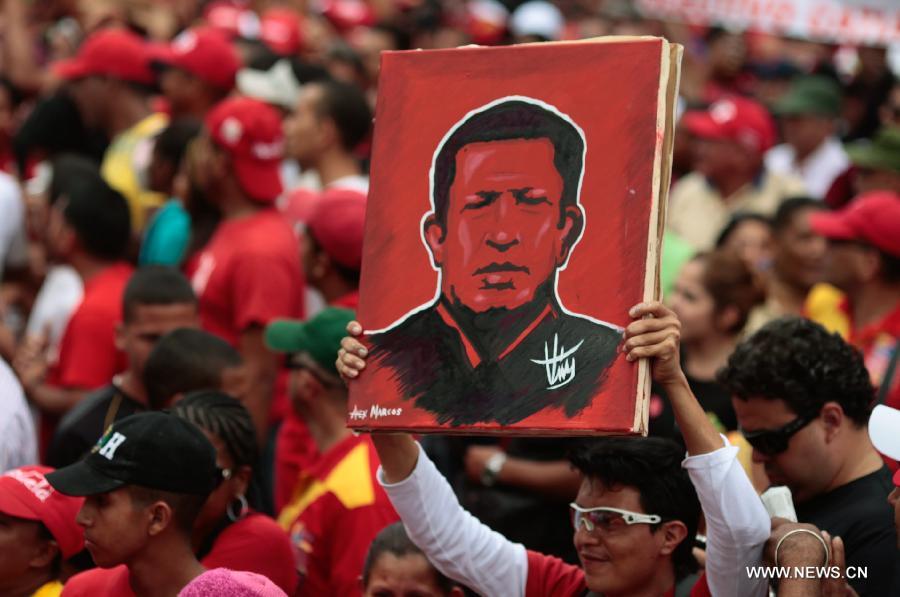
[170,390,259,468]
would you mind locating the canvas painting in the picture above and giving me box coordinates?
[349,37,681,435]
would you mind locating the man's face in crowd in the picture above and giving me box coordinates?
[732,397,830,503]
[117,303,200,380]
[424,138,580,313]
[159,68,198,117]
[822,239,874,293]
[773,208,826,290]
[45,199,76,262]
[0,513,56,591]
[693,137,754,181]
[781,115,832,158]
[285,84,327,169]
[363,552,460,597]
[67,76,108,130]
[77,488,148,568]
[573,480,685,594]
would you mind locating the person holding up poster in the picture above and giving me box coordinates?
[338,301,772,597]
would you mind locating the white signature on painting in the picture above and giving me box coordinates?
[349,405,403,421]
[531,334,584,390]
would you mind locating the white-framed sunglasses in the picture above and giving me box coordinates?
[570,503,662,533]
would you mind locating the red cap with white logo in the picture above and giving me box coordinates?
[206,96,285,203]
[682,96,777,155]
[0,466,84,559]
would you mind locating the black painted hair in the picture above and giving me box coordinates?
[569,437,700,581]
[431,99,584,229]
[718,317,875,425]
[362,522,456,594]
[171,390,258,469]
[122,266,197,323]
[143,328,243,409]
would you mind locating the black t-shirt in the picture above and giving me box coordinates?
[796,467,899,597]
[649,373,738,441]
[46,384,145,468]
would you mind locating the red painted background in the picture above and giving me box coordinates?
[350,38,665,434]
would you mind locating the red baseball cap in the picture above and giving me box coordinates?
[809,191,900,258]
[307,188,367,270]
[260,8,304,56]
[206,96,285,203]
[54,28,155,86]
[204,0,261,39]
[153,27,241,91]
[0,466,84,559]
[682,96,776,154]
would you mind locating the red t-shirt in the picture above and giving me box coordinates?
[61,513,296,596]
[42,263,132,455]
[47,263,132,390]
[524,551,711,597]
[277,434,399,596]
[185,209,304,346]
[846,299,900,410]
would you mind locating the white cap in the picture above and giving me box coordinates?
[236,59,302,111]
[868,404,900,460]
[509,1,564,41]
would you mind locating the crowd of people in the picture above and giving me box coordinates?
[0,0,899,596]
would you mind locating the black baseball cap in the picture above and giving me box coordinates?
[46,412,218,497]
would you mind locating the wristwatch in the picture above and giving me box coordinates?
[481,452,508,487]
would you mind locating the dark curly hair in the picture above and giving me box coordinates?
[569,437,700,581]
[717,317,875,425]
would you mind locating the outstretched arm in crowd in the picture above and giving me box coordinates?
[339,302,772,596]
[626,302,771,597]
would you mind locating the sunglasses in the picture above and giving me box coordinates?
[570,503,661,533]
[742,413,815,456]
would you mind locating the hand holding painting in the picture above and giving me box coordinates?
[338,301,728,481]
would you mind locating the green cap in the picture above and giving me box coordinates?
[265,307,355,375]
[773,76,842,117]
[846,127,900,175]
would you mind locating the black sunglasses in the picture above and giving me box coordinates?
[742,414,816,456]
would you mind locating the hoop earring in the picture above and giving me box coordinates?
[226,494,249,522]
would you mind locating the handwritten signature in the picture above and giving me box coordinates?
[530,334,584,390]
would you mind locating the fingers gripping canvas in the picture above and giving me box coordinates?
[350,37,679,435]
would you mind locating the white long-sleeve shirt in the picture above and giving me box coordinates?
[379,437,770,597]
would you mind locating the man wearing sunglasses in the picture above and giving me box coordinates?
[720,316,898,596]
[338,301,772,597]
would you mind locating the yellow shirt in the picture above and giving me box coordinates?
[667,171,807,251]
[32,580,63,597]
[804,283,850,339]
[101,112,168,234]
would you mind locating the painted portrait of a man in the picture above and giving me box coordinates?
[367,97,623,426]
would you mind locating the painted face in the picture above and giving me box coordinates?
[426,138,579,313]
[363,552,451,597]
[77,488,148,568]
[573,481,678,595]
[732,397,828,503]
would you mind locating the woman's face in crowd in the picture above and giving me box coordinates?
[669,260,716,344]
[363,552,459,597]
[722,220,773,274]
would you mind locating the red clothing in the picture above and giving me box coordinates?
[186,209,304,346]
[844,299,900,410]
[42,263,132,455]
[61,513,296,596]
[524,551,711,597]
[277,434,399,596]
[186,209,304,424]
